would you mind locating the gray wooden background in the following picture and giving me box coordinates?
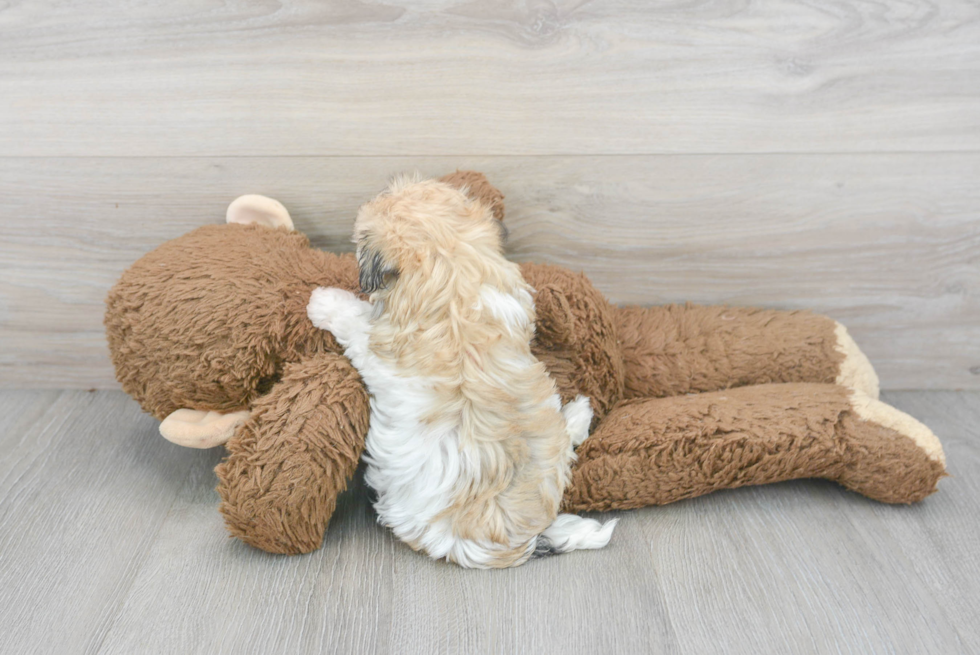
[1,0,979,389]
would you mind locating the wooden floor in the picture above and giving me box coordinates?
[1,389,977,654]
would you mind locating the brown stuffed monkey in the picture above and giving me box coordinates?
[104,172,945,555]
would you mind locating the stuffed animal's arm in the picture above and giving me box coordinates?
[563,382,945,512]
[215,351,369,554]
[615,304,879,400]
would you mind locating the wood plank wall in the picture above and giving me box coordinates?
[1,1,978,389]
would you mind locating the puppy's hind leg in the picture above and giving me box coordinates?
[562,395,593,448]
[535,397,616,559]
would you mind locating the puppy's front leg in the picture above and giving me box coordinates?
[307,287,371,350]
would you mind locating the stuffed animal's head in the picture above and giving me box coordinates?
[104,224,358,422]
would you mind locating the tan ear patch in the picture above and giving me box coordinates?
[226,194,294,230]
[159,408,251,449]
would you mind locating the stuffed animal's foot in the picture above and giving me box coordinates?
[159,408,250,449]
[836,390,946,503]
[226,194,294,230]
[834,322,880,399]
[307,287,371,347]
[848,391,943,466]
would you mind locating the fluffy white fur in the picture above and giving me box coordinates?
[307,178,616,568]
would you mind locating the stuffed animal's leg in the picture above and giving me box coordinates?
[614,305,879,400]
[562,383,945,512]
[215,351,369,555]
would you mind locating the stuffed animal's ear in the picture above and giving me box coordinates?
[356,244,399,294]
[226,194,294,230]
[159,408,250,449]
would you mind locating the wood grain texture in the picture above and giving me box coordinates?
[0,391,210,654]
[2,155,978,389]
[1,0,978,156]
[0,390,977,654]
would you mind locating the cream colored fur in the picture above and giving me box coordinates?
[308,177,616,568]
[849,390,945,465]
[159,408,250,449]
[226,194,294,230]
[834,322,880,399]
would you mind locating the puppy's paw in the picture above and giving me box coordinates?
[307,287,369,345]
[562,395,593,448]
[539,514,617,553]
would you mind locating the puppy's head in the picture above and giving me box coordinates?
[354,176,506,295]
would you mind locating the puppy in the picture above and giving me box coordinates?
[307,177,616,568]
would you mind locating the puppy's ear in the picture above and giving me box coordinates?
[357,244,398,294]
[495,219,509,246]
[437,171,505,222]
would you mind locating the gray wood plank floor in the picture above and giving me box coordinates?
[1,390,976,654]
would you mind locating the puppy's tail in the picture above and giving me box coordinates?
[533,514,618,558]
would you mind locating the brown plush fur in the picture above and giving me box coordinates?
[521,265,625,425]
[104,171,946,555]
[616,304,843,399]
[438,170,505,222]
[562,383,944,512]
[105,224,357,419]
[215,351,369,553]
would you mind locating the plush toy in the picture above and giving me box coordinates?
[104,172,946,555]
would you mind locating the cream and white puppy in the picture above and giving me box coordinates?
[307,177,617,568]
